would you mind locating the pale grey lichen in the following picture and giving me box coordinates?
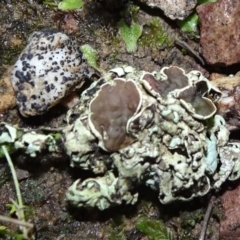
[14,131,61,157]
[0,123,61,157]
[3,65,240,210]
[64,66,240,209]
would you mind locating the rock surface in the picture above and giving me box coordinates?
[197,0,240,66]
[220,182,240,239]
[140,0,197,20]
[0,67,16,113]
[11,30,89,117]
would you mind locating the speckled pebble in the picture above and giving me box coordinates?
[11,30,89,117]
[0,67,16,113]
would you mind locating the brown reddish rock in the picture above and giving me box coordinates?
[220,183,240,239]
[197,0,240,66]
[0,67,16,113]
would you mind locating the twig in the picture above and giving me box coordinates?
[1,145,28,238]
[175,39,205,66]
[199,195,216,240]
[0,215,33,228]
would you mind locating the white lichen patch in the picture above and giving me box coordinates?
[63,66,240,209]
[11,30,89,117]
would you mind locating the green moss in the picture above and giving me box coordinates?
[58,0,84,10]
[139,18,171,48]
[179,209,204,239]
[0,226,25,240]
[109,228,126,240]
[0,144,16,159]
[44,0,84,10]
[136,216,175,240]
[80,44,102,72]
[126,5,140,22]
[118,19,142,53]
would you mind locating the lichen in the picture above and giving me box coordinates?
[44,0,84,10]
[3,63,240,211]
[136,216,175,240]
[58,0,84,10]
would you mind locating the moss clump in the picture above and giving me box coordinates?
[118,19,142,53]
[136,216,175,240]
[139,18,171,48]
[80,44,102,72]
[58,0,84,10]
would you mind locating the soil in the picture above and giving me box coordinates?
[0,0,238,239]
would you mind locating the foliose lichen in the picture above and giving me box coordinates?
[3,63,240,211]
[62,66,240,210]
[80,44,102,72]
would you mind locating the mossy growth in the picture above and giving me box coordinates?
[0,144,15,159]
[109,228,126,240]
[118,5,143,53]
[136,216,175,240]
[58,0,84,10]
[118,19,142,53]
[80,44,103,72]
[139,18,172,48]
[44,0,84,10]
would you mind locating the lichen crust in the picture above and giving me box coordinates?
[63,66,240,210]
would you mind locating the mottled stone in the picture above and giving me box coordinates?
[11,30,89,117]
[220,182,240,239]
[140,0,197,20]
[197,0,240,66]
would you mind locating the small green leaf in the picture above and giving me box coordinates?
[0,226,7,231]
[80,44,103,72]
[118,20,142,52]
[43,1,58,7]
[6,203,18,215]
[58,0,84,10]
[178,0,217,33]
